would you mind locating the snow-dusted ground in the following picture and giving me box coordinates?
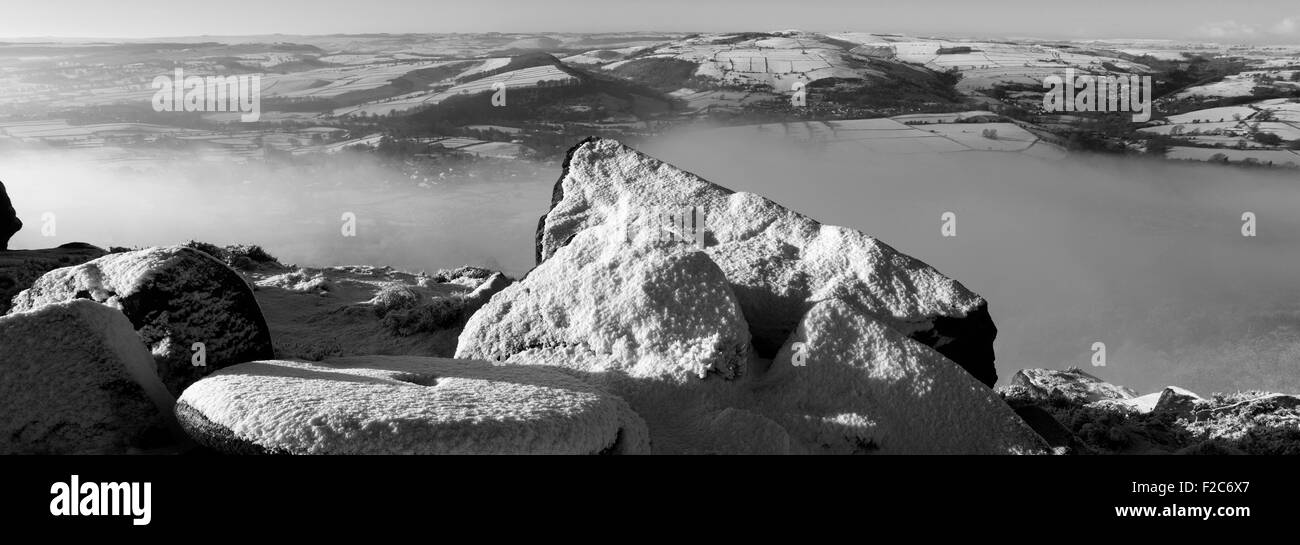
[1166,146,1300,165]
[332,64,578,117]
[826,33,1152,91]
[1172,70,1300,99]
[249,265,484,362]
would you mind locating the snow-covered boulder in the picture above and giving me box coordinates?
[1100,386,1205,416]
[1003,368,1138,405]
[461,271,512,315]
[175,356,649,455]
[0,300,178,454]
[1153,386,1206,417]
[535,137,999,386]
[1110,391,1162,413]
[497,345,756,453]
[0,180,20,251]
[458,226,751,382]
[0,243,106,314]
[7,246,274,396]
[754,299,1049,454]
[456,226,753,453]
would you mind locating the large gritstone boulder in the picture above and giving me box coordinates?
[535,137,999,386]
[0,300,178,454]
[7,246,275,396]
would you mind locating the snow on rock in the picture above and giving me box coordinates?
[461,271,512,315]
[458,225,751,383]
[535,137,999,387]
[1003,368,1138,404]
[0,180,19,250]
[1108,391,1161,414]
[0,300,178,454]
[498,345,756,453]
[1154,386,1206,417]
[0,243,106,314]
[456,226,754,453]
[1106,386,1207,416]
[754,299,1048,454]
[175,356,649,455]
[7,246,274,396]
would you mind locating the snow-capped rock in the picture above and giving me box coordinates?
[0,180,20,251]
[1111,391,1162,413]
[754,299,1049,454]
[1104,386,1206,415]
[461,271,512,314]
[1153,386,1206,417]
[175,356,649,455]
[457,226,754,453]
[499,345,754,453]
[0,300,178,454]
[0,243,106,314]
[535,137,999,386]
[7,246,274,396]
[1004,368,1138,404]
[458,226,751,383]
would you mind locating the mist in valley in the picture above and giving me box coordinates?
[3,133,1298,394]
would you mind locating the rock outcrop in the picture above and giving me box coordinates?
[1002,367,1137,404]
[455,139,1047,453]
[7,246,274,396]
[458,226,751,382]
[0,300,178,454]
[460,272,512,315]
[534,137,999,387]
[175,356,649,455]
[0,243,107,314]
[0,180,20,251]
[457,226,755,452]
[1153,386,1207,417]
[755,299,1049,454]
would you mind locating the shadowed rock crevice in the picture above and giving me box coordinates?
[0,180,21,251]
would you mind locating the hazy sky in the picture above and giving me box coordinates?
[1,0,1298,42]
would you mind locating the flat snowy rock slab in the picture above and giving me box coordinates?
[0,300,177,454]
[176,356,649,455]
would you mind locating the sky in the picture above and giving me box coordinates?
[1,0,1298,43]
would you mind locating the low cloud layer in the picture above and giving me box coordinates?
[5,134,1299,394]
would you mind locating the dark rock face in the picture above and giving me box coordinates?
[1012,405,1087,453]
[534,138,1001,387]
[0,244,107,314]
[0,181,21,251]
[174,401,288,455]
[7,246,275,397]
